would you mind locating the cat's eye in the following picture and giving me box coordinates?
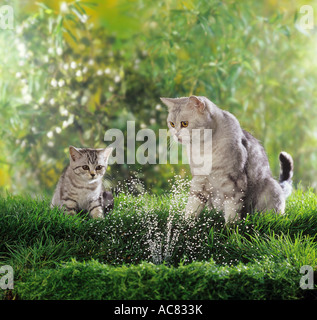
[82,165,89,170]
[170,121,175,128]
[181,121,189,128]
[96,165,103,170]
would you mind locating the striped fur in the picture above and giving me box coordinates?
[51,146,113,219]
[161,95,294,223]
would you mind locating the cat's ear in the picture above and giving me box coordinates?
[102,147,113,164]
[160,97,176,110]
[69,146,82,162]
[189,95,206,113]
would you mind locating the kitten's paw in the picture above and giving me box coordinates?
[90,207,105,219]
[224,213,240,225]
[66,209,77,216]
[185,196,205,220]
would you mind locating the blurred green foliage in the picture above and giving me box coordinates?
[1,0,317,195]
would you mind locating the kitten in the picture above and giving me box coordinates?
[161,95,294,223]
[51,146,113,219]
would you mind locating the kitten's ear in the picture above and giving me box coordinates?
[160,97,176,110]
[102,147,113,164]
[189,95,206,113]
[69,146,82,162]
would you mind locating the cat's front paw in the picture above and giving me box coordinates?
[90,206,105,219]
[185,195,206,219]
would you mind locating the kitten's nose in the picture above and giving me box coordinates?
[90,173,96,177]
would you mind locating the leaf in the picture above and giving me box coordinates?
[65,13,80,25]
[64,27,78,43]
[69,4,84,21]
[53,16,64,35]
[74,2,87,15]
[278,25,290,38]
[79,2,99,9]
[242,61,254,73]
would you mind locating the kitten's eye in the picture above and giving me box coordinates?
[181,121,189,128]
[96,165,103,170]
[82,165,89,170]
[170,121,175,128]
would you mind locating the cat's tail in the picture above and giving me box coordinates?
[279,151,294,198]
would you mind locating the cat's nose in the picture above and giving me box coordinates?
[90,173,96,177]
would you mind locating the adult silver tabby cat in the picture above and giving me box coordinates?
[51,146,113,219]
[161,95,294,223]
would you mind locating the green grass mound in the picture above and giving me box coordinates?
[0,188,317,299]
[15,259,300,300]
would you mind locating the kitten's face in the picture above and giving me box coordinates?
[69,146,112,183]
[162,96,210,145]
